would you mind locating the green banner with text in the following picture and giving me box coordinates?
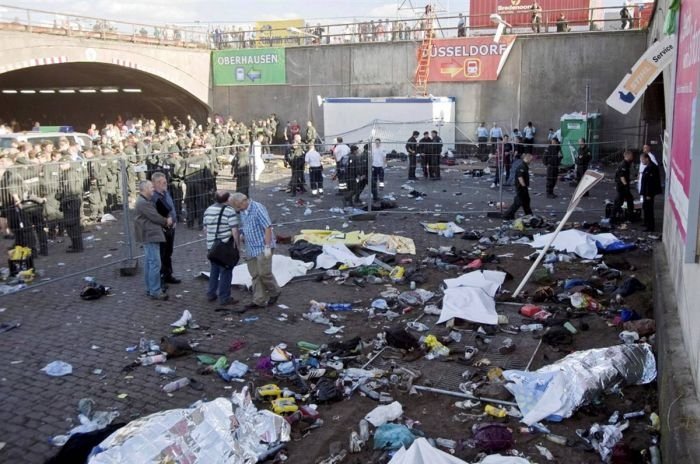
[212,48,286,86]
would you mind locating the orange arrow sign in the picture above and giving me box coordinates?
[440,59,463,78]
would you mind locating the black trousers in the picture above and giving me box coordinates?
[408,153,417,179]
[546,165,558,194]
[236,168,250,197]
[428,155,441,179]
[309,166,323,190]
[643,195,656,231]
[613,186,634,222]
[22,204,48,255]
[478,137,488,155]
[169,182,184,221]
[504,188,532,219]
[419,154,429,178]
[61,197,83,251]
[160,227,175,278]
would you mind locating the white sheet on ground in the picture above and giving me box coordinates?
[201,255,312,288]
[480,456,531,464]
[388,437,468,464]
[530,229,620,259]
[315,244,375,269]
[443,270,506,297]
[438,286,498,325]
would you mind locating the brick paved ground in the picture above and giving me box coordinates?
[0,157,660,463]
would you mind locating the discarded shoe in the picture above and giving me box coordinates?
[170,310,192,327]
[464,346,479,361]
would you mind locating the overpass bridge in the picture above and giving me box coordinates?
[0,8,650,148]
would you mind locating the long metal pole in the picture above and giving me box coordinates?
[119,158,134,261]
[512,207,576,297]
[413,385,518,407]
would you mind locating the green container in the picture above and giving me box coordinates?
[560,113,602,166]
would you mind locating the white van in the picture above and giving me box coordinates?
[0,132,93,150]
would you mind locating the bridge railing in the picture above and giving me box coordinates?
[0,4,211,48]
[0,3,650,51]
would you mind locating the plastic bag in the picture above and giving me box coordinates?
[373,423,414,450]
[42,361,73,377]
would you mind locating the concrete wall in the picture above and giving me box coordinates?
[213,31,647,147]
[0,30,211,106]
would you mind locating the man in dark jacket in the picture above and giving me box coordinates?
[639,152,662,232]
[543,138,562,198]
[503,153,533,220]
[58,158,85,253]
[418,131,431,179]
[429,130,442,180]
[406,131,419,180]
[612,150,635,223]
[152,172,180,285]
[575,138,591,184]
[135,180,171,300]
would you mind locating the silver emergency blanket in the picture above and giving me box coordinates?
[503,343,656,425]
[88,388,290,464]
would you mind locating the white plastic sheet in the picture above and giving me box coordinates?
[530,230,620,259]
[389,437,468,464]
[202,255,312,288]
[480,456,531,464]
[438,287,498,325]
[443,270,506,297]
[438,271,505,325]
[315,244,375,269]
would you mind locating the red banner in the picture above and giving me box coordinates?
[425,36,517,82]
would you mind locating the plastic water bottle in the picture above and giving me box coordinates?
[358,419,370,442]
[520,324,544,332]
[155,365,176,376]
[327,303,352,311]
[141,354,167,366]
[163,377,190,393]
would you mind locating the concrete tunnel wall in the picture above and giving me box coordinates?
[0,30,211,107]
[212,30,647,149]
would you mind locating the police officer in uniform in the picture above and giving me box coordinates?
[288,134,306,196]
[503,153,533,220]
[41,152,64,240]
[84,150,104,222]
[17,156,48,255]
[611,150,635,223]
[418,131,431,179]
[58,157,85,252]
[406,131,419,180]
[183,148,212,229]
[0,159,27,248]
[234,133,251,196]
[164,148,185,222]
[543,138,562,198]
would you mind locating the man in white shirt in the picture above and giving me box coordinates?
[305,144,323,195]
[372,138,387,188]
[333,137,351,192]
[251,134,265,182]
[637,144,658,197]
[476,122,489,156]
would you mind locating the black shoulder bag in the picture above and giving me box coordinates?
[207,205,240,269]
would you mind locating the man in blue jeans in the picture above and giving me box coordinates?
[134,180,172,300]
[230,192,281,310]
[203,191,240,306]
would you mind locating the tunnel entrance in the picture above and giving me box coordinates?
[0,62,209,131]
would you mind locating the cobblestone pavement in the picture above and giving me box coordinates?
[0,157,658,463]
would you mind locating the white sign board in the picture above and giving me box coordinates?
[606,34,676,115]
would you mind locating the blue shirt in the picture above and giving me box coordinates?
[239,200,275,257]
[152,189,177,223]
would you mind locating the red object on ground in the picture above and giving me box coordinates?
[520,304,542,317]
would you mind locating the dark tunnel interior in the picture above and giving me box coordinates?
[0,62,209,132]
